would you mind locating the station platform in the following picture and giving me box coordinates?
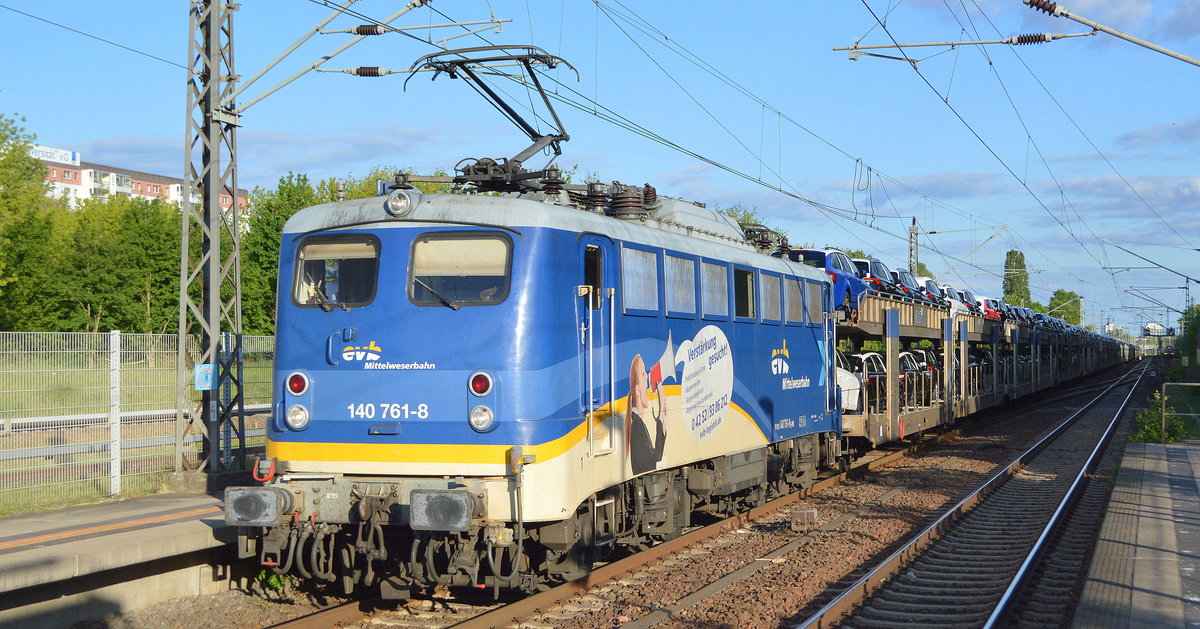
[1073,441,1200,629]
[0,491,235,628]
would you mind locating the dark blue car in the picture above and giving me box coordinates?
[775,248,869,323]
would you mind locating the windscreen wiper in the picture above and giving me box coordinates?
[413,277,459,310]
[306,273,333,312]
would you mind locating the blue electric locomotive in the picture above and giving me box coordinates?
[225,174,845,594]
[225,45,845,595]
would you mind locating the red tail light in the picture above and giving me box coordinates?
[825,270,836,283]
[286,372,309,396]
[469,372,493,396]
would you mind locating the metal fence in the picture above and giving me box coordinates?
[0,331,274,515]
[1163,382,1200,439]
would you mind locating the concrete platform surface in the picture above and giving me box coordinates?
[1073,441,1200,629]
[0,492,231,594]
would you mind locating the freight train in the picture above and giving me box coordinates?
[222,46,1132,598]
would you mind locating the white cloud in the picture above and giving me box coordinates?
[1066,0,1152,28]
[77,136,181,178]
[1021,173,1200,243]
[73,123,463,190]
[1115,116,1200,150]
[1154,0,1200,42]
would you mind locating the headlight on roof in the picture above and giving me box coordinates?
[384,190,414,217]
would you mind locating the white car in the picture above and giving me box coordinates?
[937,283,975,319]
[836,350,862,413]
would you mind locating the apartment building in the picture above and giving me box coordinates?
[34,145,246,211]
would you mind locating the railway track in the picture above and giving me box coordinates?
[797,360,1147,629]
[264,439,927,629]
[261,363,1144,629]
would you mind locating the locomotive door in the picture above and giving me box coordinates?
[826,283,838,414]
[579,239,614,457]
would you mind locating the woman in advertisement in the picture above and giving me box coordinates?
[625,354,667,475]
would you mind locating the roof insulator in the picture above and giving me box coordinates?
[1014,33,1052,45]
[353,24,388,36]
[1026,0,1058,15]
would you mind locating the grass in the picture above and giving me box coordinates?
[0,357,274,421]
[0,334,274,513]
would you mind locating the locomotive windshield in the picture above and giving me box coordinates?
[410,233,511,307]
[294,236,379,309]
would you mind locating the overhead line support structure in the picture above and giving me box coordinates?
[175,0,505,479]
[177,0,245,476]
[833,30,1097,64]
[1023,0,1200,68]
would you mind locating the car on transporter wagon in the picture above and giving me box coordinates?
[890,267,938,305]
[775,248,869,323]
[852,257,905,298]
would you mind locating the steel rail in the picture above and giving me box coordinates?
[983,360,1147,627]
[264,440,921,629]
[793,359,1146,628]
[262,365,1135,629]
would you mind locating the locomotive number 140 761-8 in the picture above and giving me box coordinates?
[346,402,430,420]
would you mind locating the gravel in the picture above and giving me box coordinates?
[68,388,1106,629]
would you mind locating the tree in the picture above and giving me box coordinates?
[716,203,789,251]
[1047,289,1082,325]
[116,197,182,333]
[0,199,73,330]
[1003,249,1031,307]
[242,173,319,335]
[0,113,54,300]
[0,114,50,228]
[316,165,454,202]
[1173,304,1198,361]
[49,197,180,333]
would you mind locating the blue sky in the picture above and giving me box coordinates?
[1,0,1198,334]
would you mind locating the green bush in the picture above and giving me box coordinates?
[1129,391,1187,443]
[1167,364,1187,382]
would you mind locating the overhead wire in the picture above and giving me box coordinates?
[855,0,1132,319]
[300,1,1136,317]
[299,0,1141,318]
[968,0,1195,251]
[593,0,1016,233]
[438,0,1086,299]
[0,3,187,70]
[941,0,1131,313]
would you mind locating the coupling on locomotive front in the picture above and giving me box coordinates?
[224,177,846,595]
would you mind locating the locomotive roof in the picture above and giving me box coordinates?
[282,189,829,283]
